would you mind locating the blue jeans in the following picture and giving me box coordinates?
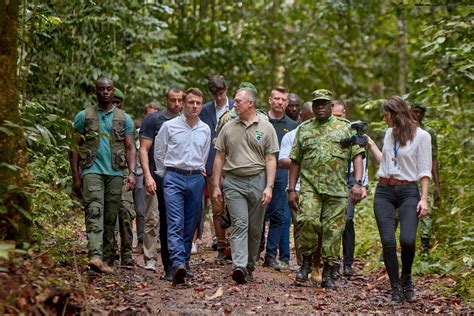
[264,169,288,260]
[163,170,205,267]
[278,199,291,262]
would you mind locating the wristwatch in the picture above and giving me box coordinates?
[355,179,363,186]
[287,188,296,193]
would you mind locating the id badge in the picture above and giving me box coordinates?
[389,159,401,175]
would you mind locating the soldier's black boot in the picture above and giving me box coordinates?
[331,263,341,280]
[322,263,337,290]
[421,238,430,255]
[295,255,313,283]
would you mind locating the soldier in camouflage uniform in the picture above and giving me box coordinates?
[288,89,365,289]
[70,77,136,273]
[412,104,440,254]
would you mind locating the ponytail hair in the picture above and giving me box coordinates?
[383,96,418,146]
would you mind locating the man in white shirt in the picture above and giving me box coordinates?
[154,88,211,286]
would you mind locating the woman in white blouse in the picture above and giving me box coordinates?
[367,96,431,305]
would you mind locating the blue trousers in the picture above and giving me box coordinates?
[163,170,205,267]
[264,169,288,260]
[278,199,291,262]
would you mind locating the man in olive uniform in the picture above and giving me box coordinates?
[412,104,440,254]
[288,89,364,289]
[112,88,136,266]
[70,77,136,273]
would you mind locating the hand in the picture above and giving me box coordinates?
[73,178,83,199]
[261,186,273,205]
[212,185,224,210]
[351,184,363,204]
[288,191,299,210]
[144,174,156,195]
[361,186,368,200]
[125,174,136,191]
[417,198,428,219]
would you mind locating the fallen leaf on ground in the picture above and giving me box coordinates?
[205,287,224,300]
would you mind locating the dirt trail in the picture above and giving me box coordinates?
[98,242,468,314]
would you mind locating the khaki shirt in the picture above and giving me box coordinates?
[215,114,279,177]
[290,115,365,197]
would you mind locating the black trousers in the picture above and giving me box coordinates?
[153,174,170,271]
[374,183,420,286]
[342,195,355,266]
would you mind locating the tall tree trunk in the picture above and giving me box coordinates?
[0,0,31,242]
[397,5,407,95]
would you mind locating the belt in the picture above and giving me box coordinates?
[166,167,202,176]
[378,177,415,186]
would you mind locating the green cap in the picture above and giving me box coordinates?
[239,81,258,94]
[312,89,334,102]
[114,88,125,100]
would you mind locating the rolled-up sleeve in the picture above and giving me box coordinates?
[417,131,432,180]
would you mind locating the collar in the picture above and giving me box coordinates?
[214,97,229,110]
[236,112,260,127]
[314,114,334,125]
[98,105,115,115]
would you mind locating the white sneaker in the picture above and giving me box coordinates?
[191,243,198,254]
[144,260,157,271]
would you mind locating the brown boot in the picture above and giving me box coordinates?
[310,264,322,283]
[88,256,114,274]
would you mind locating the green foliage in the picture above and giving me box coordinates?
[14,0,473,300]
[22,0,191,117]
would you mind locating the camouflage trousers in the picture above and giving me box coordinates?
[419,188,435,240]
[82,174,122,260]
[115,178,135,259]
[298,188,347,267]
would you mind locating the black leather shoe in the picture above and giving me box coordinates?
[391,283,404,305]
[343,264,354,276]
[161,265,173,282]
[402,274,415,302]
[172,264,187,286]
[232,267,247,285]
[263,256,281,271]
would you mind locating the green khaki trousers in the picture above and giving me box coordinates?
[82,173,122,260]
[223,171,266,271]
[298,186,347,267]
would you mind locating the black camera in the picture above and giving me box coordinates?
[340,120,368,148]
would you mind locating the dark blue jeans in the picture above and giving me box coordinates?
[264,169,288,260]
[163,171,205,268]
[374,183,420,286]
[278,199,291,262]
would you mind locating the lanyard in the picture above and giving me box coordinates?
[393,139,399,158]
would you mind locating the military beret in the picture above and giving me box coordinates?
[239,81,258,94]
[312,89,334,102]
[114,88,125,100]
